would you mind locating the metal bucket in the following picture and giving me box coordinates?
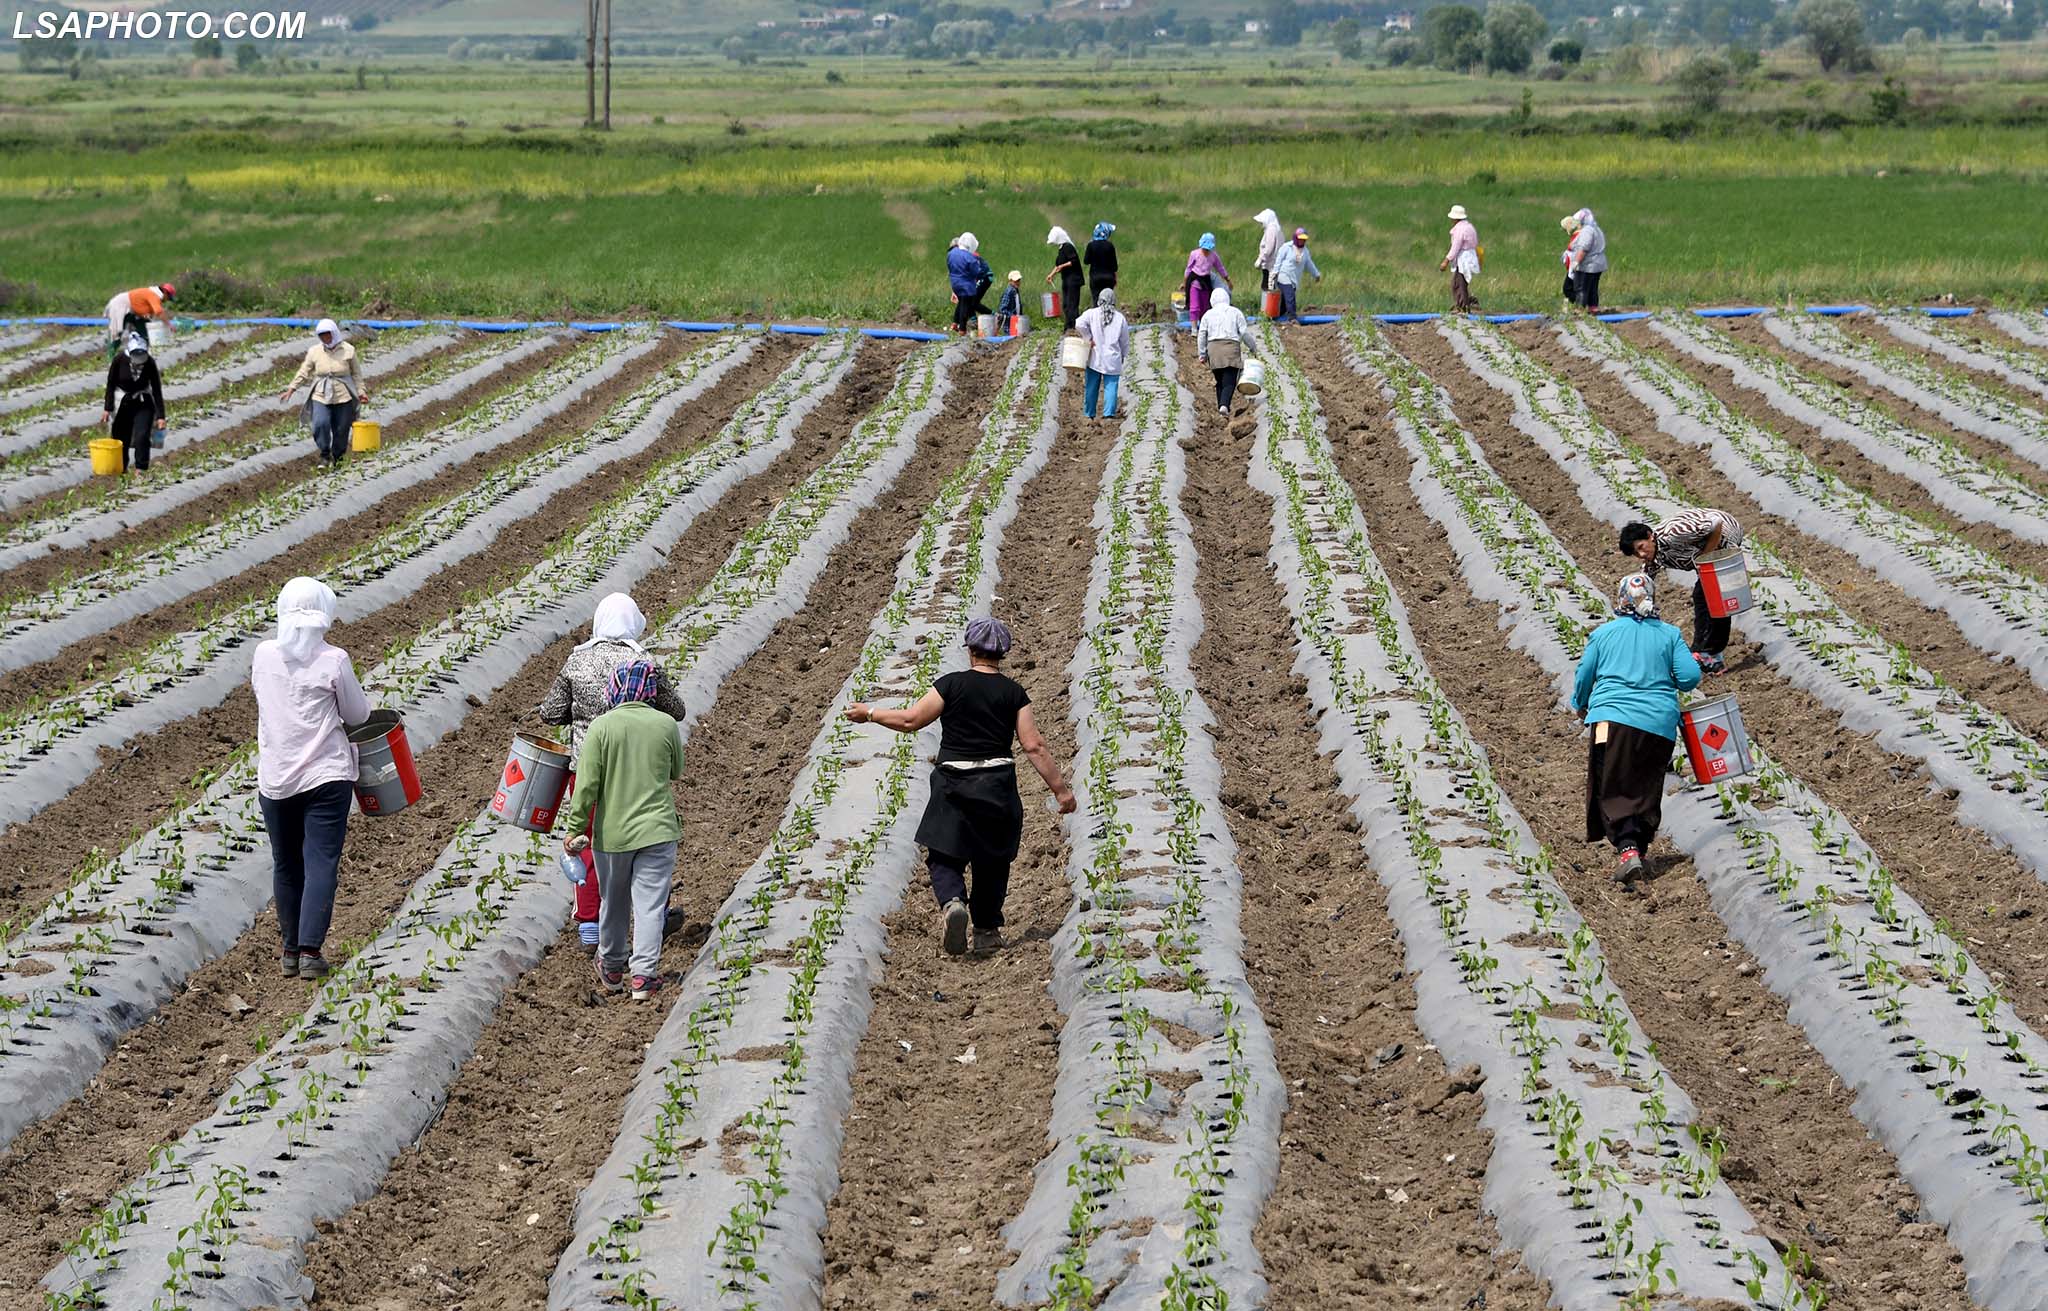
[1238,357,1267,397]
[350,420,382,453]
[1042,291,1060,319]
[146,321,170,351]
[489,733,573,833]
[1060,335,1090,370]
[1696,549,1751,618]
[348,710,423,817]
[1680,694,1754,785]
[1262,290,1284,319]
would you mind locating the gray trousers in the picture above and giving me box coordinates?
[594,840,676,978]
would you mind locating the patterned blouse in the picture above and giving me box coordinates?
[1650,508,1743,574]
[536,639,687,764]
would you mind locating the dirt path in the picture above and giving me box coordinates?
[296,348,1012,1311]
[0,336,795,934]
[0,332,513,598]
[1314,328,1973,1311]
[1397,323,2048,1044]
[1618,320,2048,581]
[816,367,1107,1311]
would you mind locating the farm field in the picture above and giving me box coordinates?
[6,302,2048,1311]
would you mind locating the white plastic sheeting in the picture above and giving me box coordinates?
[1880,315,2048,404]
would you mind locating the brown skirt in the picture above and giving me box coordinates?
[1585,721,1673,845]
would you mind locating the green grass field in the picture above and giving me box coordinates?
[1,54,2043,321]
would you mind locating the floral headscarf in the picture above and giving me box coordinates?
[1614,572,1657,620]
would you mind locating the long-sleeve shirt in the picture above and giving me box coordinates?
[1570,615,1702,741]
[995,285,1023,319]
[289,341,364,405]
[563,701,684,853]
[1196,305,1255,360]
[1271,242,1320,287]
[103,354,164,416]
[1183,249,1229,292]
[1052,241,1083,287]
[947,247,991,298]
[1648,508,1742,574]
[1255,221,1283,272]
[1075,306,1132,376]
[252,639,372,800]
[1567,222,1607,275]
[1083,239,1117,285]
[537,638,687,766]
[1444,221,1479,264]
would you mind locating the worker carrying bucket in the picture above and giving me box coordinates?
[1570,572,1703,887]
[1619,508,1746,675]
[252,577,387,980]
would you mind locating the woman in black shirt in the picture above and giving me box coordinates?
[101,333,167,473]
[1084,221,1119,310]
[1045,225,1084,332]
[846,616,1075,956]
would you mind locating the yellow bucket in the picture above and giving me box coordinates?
[88,438,124,476]
[350,420,381,453]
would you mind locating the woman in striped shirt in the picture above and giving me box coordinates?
[1619,508,1743,674]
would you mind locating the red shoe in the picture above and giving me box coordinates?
[631,974,663,1001]
[1614,848,1644,884]
[594,959,624,994]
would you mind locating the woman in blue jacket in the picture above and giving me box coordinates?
[946,232,993,335]
[1570,573,1701,885]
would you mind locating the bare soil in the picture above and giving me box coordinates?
[817,362,1107,1311]
[1342,326,1975,1311]
[296,347,1012,1311]
[1179,328,1556,1311]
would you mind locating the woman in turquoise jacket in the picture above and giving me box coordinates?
[1570,573,1701,885]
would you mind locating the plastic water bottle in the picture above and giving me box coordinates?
[558,852,587,887]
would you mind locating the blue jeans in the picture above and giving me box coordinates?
[1277,282,1299,322]
[259,779,353,954]
[1084,368,1120,419]
[310,398,359,465]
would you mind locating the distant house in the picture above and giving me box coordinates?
[1244,18,1262,32]
[1980,0,2014,14]
[318,13,351,30]
[799,15,830,28]
[1382,10,1413,31]
[826,6,867,19]
[1610,3,1644,15]
[871,11,898,25]
[1098,0,1132,10]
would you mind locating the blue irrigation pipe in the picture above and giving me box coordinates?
[1806,304,1871,316]
[350,319,430,331]
[1375,313,1440,324]
[1298,314,1342,325]
[568,322,627,332]
[860,328,950,342]
[1483,312,1548,324]
[664,321,739,333]
[1597,311,1653,323]
[767,324,835,336]
[1694,307,1769,318]
[1920,307,1976,318]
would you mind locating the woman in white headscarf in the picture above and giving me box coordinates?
[1196,287,1257,417]
[279,318,368,469]
[1252,208,1284,293]
[538,591,688,947]
[252,577,374,979]
[1044,226,1083,331]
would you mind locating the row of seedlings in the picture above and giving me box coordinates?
[34,333,922,1311]
[0,328,520,558]
[548,339,1040,1311]
[1878,314,2048,403]
[0,326,263,427]
[1460,313,2048,693]
[1989,311,2048,352]
[0,329,308,463]
[1538,315,2048,873]
[0,329,652,666]
[1764,313,2048,464]
[0,328,99,378]
[1651,311,2048,543]
[1351,321,2048,1310]
[0,332,756,826]
[1266,329,1806,1309]
[997,329,1285,1311]
[0,331,795,1152]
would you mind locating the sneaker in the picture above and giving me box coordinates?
[940,899,970,956]
[595,959,625,994]
[279,950,300,978]
[1218,404,1229,416]
[631,974,663,1001]
[298,951,331,979]
[1614,848,1644,884]
[972,929,1005,954]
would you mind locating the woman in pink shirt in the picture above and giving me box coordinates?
[252,577,373,979]
[1439,204,1480,312]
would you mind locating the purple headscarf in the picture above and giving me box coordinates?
[607,659,661,707]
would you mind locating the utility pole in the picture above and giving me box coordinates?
[601,0,612,130]
[583,0,597,126]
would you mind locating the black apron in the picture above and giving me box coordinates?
[1585,721,1672,844]
[915,762,1023,865]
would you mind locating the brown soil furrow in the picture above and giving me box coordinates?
[1509,322,2048,740]
[1413,323,2048,1038]
[1171,330,1553,1310]
[0,332,495,574]
[1835,315,2048,413]
[294,347,1011,1311]
[0,336,789,950]
[1621,319,2048,580]
[817,367,1105,1311]
[1324,327,1974,1311]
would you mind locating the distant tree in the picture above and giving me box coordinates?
[1795,0,1871,72]
[1264,0,1305,45]
[1329,15,1363,57]
[192,34,223,60]
[1868,73,1909,120]
[446,38,470,60]
[1381,33,1420,63]
[532,35,577,61]
[1482,1,1546,72]
[1672,51,1731,111]
[932,19,995,52]
[1424,4,1484,69]
[235,41,262,70]
[1184,16,1214,44]
[2004,0,2040,39]
[1727,44,1761,73]
[1547,36,1583,63]
[353,13,378,31]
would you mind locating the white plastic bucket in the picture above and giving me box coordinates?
[975,313,997,338]
[489,733,573,833]
[1680,695,1754,784]
[1696,549,1751,618]
[1237,357,1267,397]
[1060,335,1090,370]
[146,321,170,351]
[1042,291,1060,319]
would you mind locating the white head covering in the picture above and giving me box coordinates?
[576,591,647,652]
[314,317,345,345]
[1448,204,1469,221]
[124,331,149,360]
[957,232,980,253]
[1212,287,1232,311]
[1252,208,1279,228]
[275,576,338,663]
[1046,226,1071,246]
[1575,207,1596,226]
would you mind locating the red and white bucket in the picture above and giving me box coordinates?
[1042,291,1060,319]
[1262,289,1284,319]
[1680,694,1754,784]
[489,733,572,833]
[348,711,423,817]
[1696,548,1751,618]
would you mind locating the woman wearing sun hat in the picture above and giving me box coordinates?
[845,617,1076,956]
[1439,204,1481,312]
